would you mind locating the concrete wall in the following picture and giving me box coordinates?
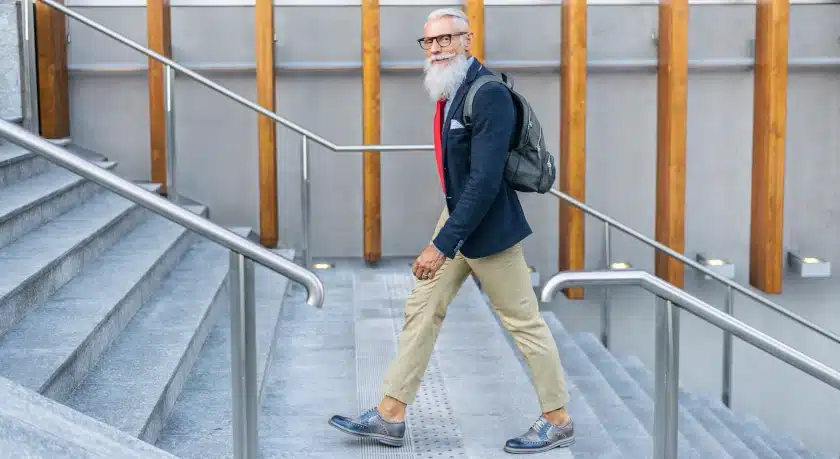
[0,0,22,121]
[46,1,840,454]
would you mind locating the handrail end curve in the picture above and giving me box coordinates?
[541,269,649,303]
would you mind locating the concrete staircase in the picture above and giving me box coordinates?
[0,134,833,458]
[0,135,295,457]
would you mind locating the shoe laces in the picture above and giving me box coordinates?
[531,417,551,435]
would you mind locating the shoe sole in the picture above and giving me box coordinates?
[327,418,405,447]
[503,436,576,454]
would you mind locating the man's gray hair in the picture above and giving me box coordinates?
[425,7,470,29]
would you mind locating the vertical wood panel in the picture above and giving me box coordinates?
[362,0,381,263]
[654,0,689,289]
[464,0,484,61]
[146,0,171,193]
[558,0,587,300]
[256,0,278,247]
[750,0,789,294]
[34,0,70,139]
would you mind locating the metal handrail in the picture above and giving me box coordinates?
[540,269,840,459]
[0,119,324,308]
[546,189,840,337]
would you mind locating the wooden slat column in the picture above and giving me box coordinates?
[362,0,381,263]
[749,0,789,294]
[146,0,171,194]
[558,0,587,300]
[34,0,70,140]
[464,0,484,61]
[654,0,689,288]
[255,0,278,247]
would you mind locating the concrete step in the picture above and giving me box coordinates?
[738,413,825,459]
[541,312,652,458]
[0,142,51,189]
[0,207,203,402]
[619,354,779,459]
[573,332,726,459]
[154,248,296,458]
[0,188,154,336]
[0,374,176,459]
[64,237,230,445]
[695,393,810,459]
[0,162,116,249]
[618,355,763,458]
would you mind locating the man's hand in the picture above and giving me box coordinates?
[412,244,446,281]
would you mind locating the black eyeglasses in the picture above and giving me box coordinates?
[417,32,468,50]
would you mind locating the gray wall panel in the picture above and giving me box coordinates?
[785,72,840,261]
[789,5,840,57]
[485,6,561,62]
[69,7,147,66]
[688,5,754,58]
[171,7,256,63]
[171,76,261,228]
[684,72,754,281]
[69,74,151,180]
[588,6,658,59]
[276,6,361,61]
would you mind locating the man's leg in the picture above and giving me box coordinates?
[467,243,575,454]
[329,208,471,446]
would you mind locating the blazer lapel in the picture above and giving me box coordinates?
[442,58,483,156]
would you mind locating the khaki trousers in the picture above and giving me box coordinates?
[381,208,570,413]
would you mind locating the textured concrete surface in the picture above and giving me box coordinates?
[65,237,229,444]
[0,210,198,400]
[0,4,21,121]
[154,249,297,458]
[0,374,176,458]
[0,143,50,189]
[0,163,115,249]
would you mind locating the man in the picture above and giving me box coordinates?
[329,8,574,454]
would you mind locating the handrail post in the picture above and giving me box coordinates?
[18,0,40,134]
[301,135,311,268]
[163,64,178,203]
[229,251,258,459]
[654,298,680,459]
[601,221,612,348]
[722,286,734,407]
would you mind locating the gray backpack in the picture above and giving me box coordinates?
[463,73,556,194]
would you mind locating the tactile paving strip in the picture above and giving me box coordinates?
[353,268,467,459]
[385,273,467,459]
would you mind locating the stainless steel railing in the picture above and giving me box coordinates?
[30,0,840,412]
[541,269,840,459]
[545,187,840,408]
[0,118,325,459]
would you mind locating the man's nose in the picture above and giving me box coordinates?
[430,40,442,53]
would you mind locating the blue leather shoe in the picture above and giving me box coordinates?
[328,407,406,447]
[504,416,575,454]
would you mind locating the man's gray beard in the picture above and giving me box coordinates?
[423,53,469,101]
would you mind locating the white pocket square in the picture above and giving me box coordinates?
[450,119,465,130]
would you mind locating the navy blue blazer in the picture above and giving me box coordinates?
[432,58,533,260]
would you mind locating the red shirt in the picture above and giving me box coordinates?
[433,99,446,193]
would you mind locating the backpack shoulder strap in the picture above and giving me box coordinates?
[463,74,506,127]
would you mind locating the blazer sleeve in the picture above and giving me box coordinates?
[432,81,515,258]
